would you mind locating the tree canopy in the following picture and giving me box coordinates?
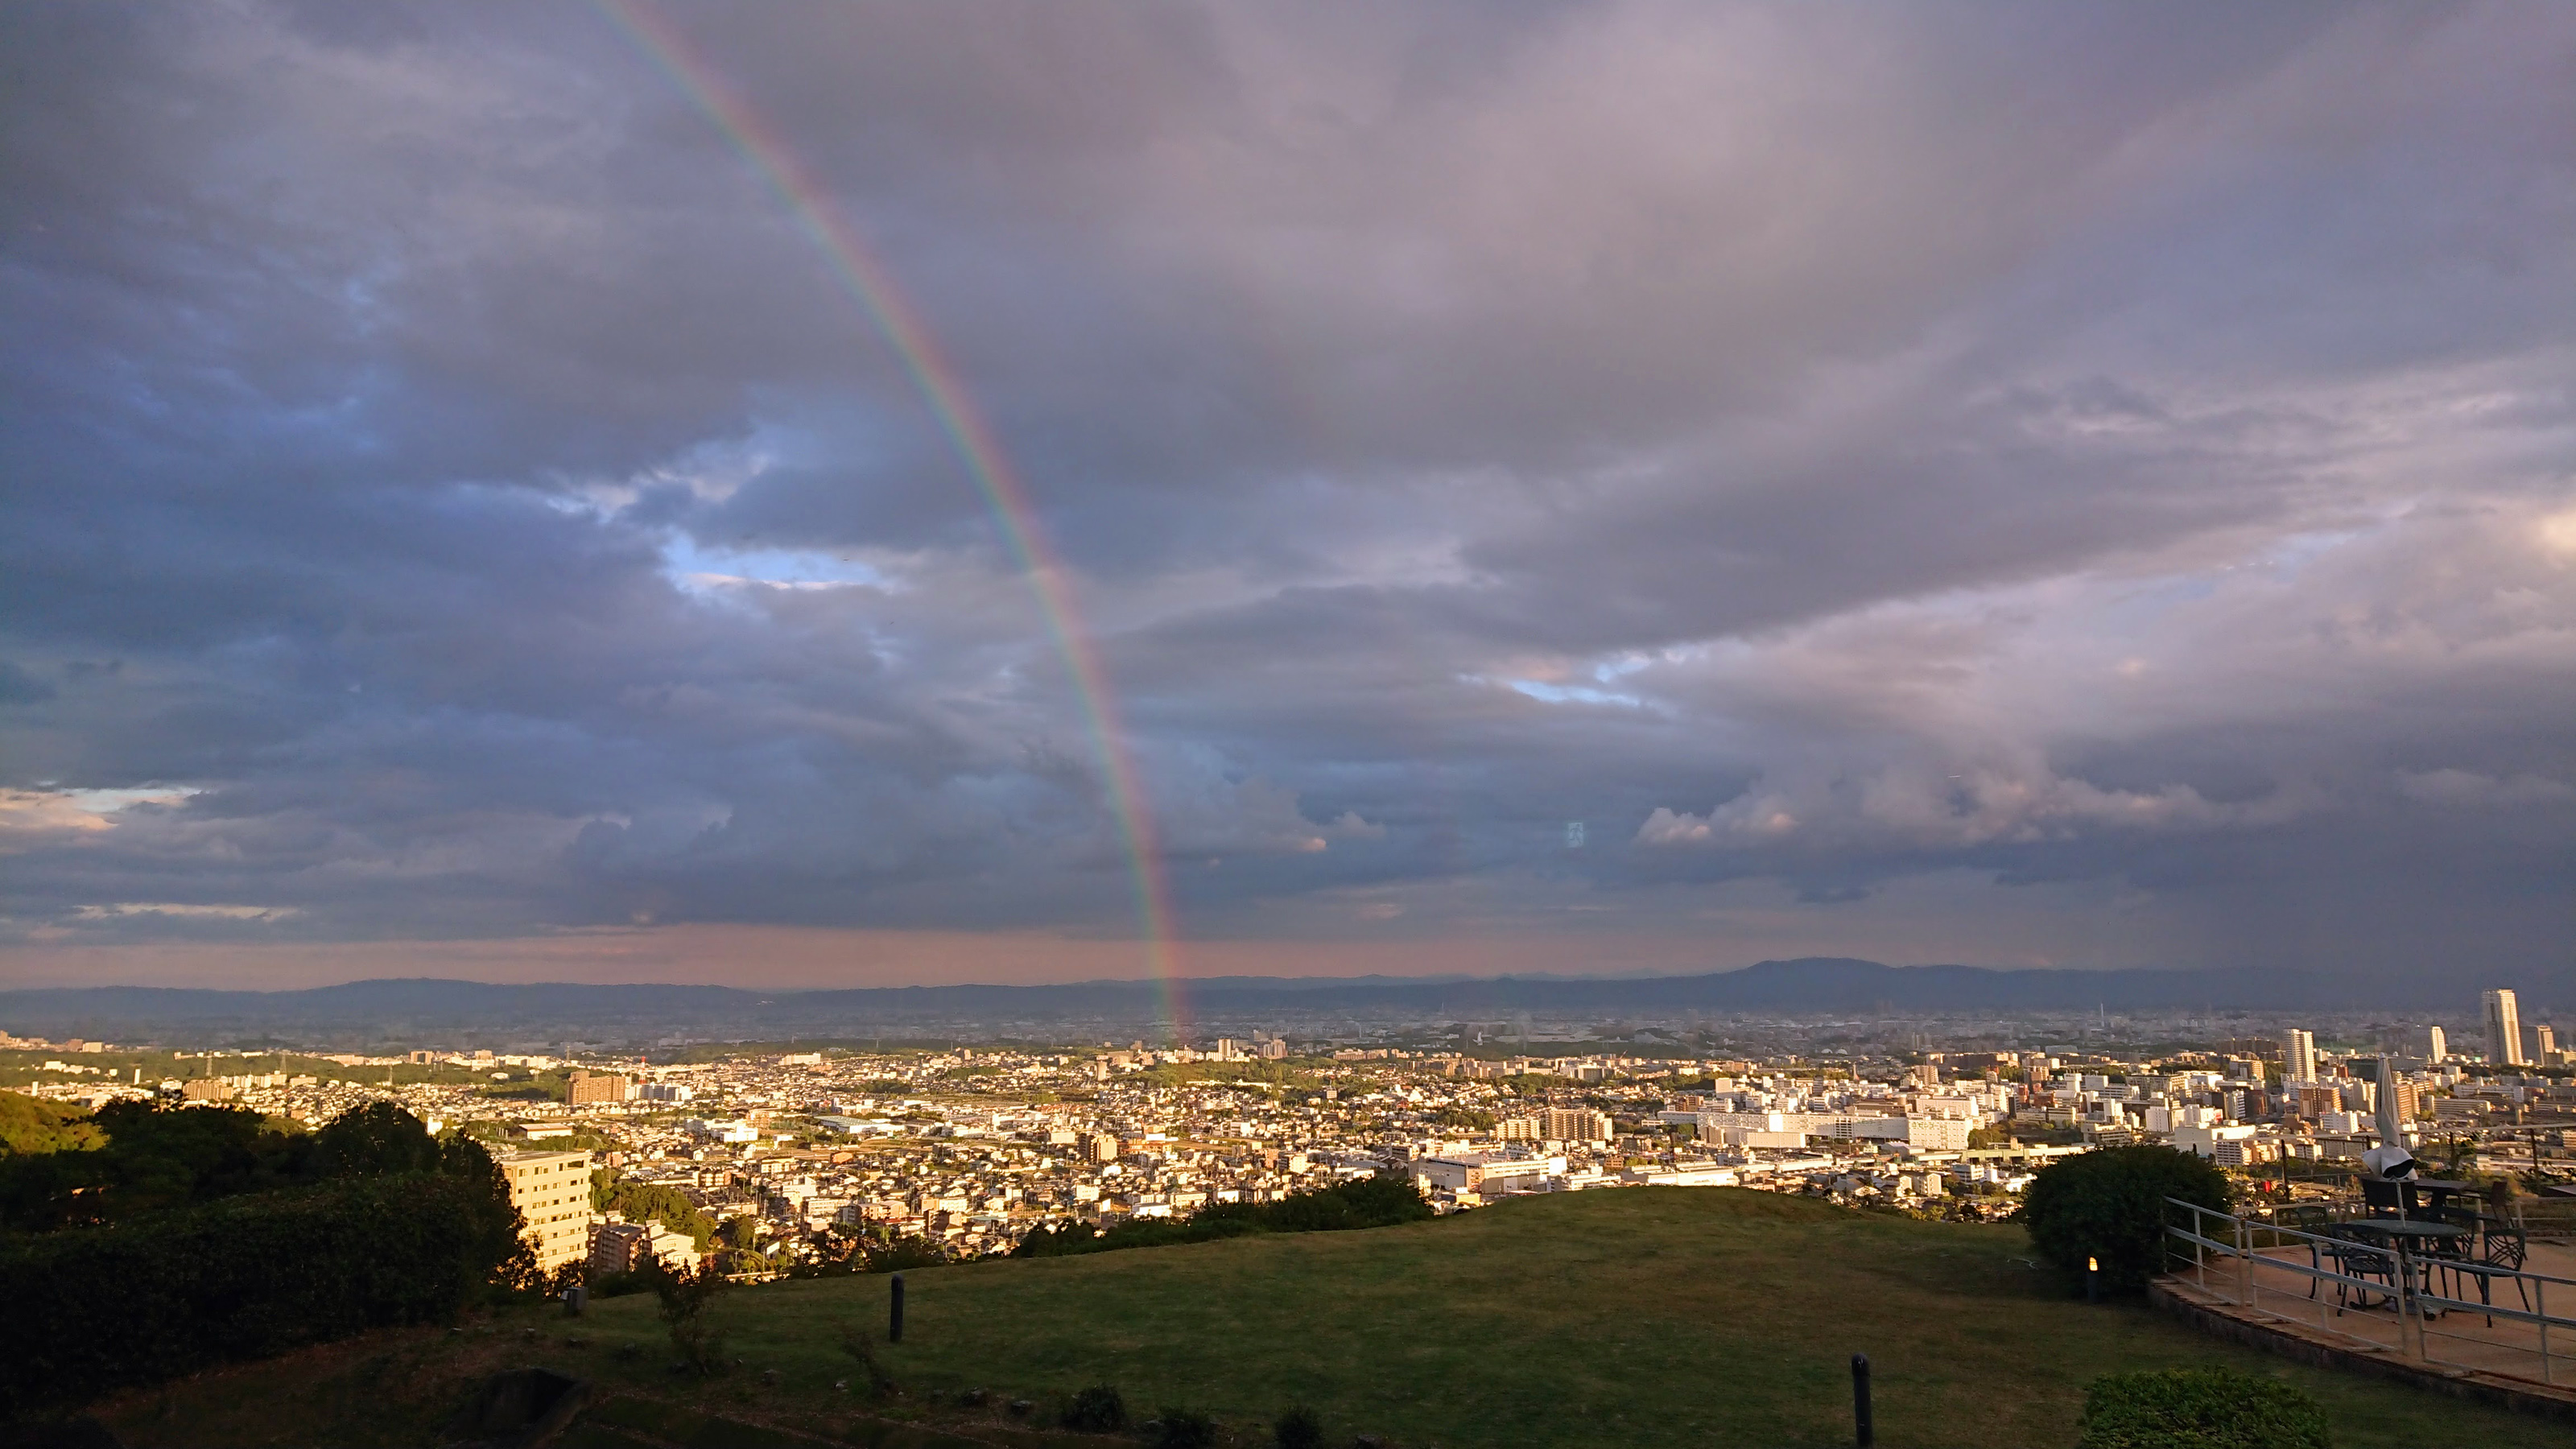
[2022,1145,2230,1293]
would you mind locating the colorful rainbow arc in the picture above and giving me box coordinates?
[600,0,1188,1040]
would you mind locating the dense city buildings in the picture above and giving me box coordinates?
[3,984,2564,1276]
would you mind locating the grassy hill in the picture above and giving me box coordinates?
[95,1188,2561,1448]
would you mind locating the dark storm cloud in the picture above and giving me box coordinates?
[2,1,2572,980]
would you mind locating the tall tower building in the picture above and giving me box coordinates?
[2425,1026,2447,1062]
[2537,1024,2559,1063]
[2484,989,2527,1067]
[2281,1029,2318,1085]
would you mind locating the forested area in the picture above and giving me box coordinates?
[590,1167,718,1247]
[0,1093,530,1415]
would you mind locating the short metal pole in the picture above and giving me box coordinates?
[2541,1278,2551,1385]
[2087,1255,2100,1304]
[2397,1245,2418,1360]
[2237,1212,2252,1307]
[890,1272,906,1344]
[1851,1353,1872,1447]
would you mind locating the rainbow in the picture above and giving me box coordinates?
[600,0,1189,1039]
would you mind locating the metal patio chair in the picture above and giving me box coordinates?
[2318,1228,2396,1313]
[2475,1220,2530,1326]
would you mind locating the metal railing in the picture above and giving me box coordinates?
[2516,1199,2576,1240]
[2165,1198,2576,1389]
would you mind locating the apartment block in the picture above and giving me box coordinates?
[498,1148,594,1273]
[569,1071,634,1106]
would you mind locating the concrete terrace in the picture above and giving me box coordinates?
[2157,1238,2576,1420]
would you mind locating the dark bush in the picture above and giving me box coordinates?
[311,1101,444,1177]
[0,1167,520,1416]
[1274,1404,1324,1449]
[2078,1368,2329,1449]
[1153,1407,1217,1449]
[1063,1384,1127,1432]
[2022,1145,2229,1292]
[1014,1174,1434,1259]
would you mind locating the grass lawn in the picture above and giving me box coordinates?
[97,1188,2563,1448]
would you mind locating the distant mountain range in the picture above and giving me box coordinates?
[0,957,2495,1047]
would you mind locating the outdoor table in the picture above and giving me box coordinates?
[2330,1220,2470,1308]
[2405,1178,2477,1211]
[2330,1219,2467,1245]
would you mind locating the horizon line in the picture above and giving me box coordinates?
[0,959,2360,997]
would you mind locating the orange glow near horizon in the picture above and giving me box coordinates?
[0,925,1744,993]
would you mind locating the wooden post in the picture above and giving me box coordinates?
[1850,1353,1872,1448]
[890,1272,906,1344]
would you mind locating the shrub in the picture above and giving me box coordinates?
[1274,1404,1324,1449]
[0,1168,518,1416]
[654,1261,732,1375]
[1013,1175,1435,1259]
[2022,1145,2229,1292]
[1063,1384,1127,1432]
[2078,1368,2329,1449]
[1153,1407,1217,1449]
[835,1321,898,1399]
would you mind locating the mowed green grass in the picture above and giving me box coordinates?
[520,1188,2553,1449]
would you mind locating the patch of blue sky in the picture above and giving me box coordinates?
[661,535,897,595]
[1506,679,1646,708]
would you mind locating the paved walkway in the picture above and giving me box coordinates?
[2160,1245,2576,1409]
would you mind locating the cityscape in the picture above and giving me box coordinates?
[10,988,2564,1281]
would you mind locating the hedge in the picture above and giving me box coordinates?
[2078,1368,2330,1449]
[1012,1174,1435,1258]
[0,1170,519,1415]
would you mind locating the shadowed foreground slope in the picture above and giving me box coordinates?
[100,1188,2560,1448]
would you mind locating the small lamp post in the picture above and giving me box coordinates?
[2087,1255,2100,1303]
[889,1271,906,1343]
[1851,1353,1872,1447]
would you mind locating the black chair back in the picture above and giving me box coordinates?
[2484,1226,2528,1271]
[2360,1178,2405,1217]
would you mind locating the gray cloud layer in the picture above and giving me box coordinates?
[4,2,2572,980]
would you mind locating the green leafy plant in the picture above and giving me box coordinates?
[2078,1368,2329,1449]
[2022,1145,2229,1292]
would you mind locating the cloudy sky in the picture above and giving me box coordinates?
[4,2,2572,990]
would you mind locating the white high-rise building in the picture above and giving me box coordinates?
[2484,989,2527,1067]
[2425,1026,2447,1062]
[2281,1029,2318,1085]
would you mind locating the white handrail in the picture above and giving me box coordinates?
[2164,1197,2576,1385]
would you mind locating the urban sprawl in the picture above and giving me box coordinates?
[6,988,2562,1282]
